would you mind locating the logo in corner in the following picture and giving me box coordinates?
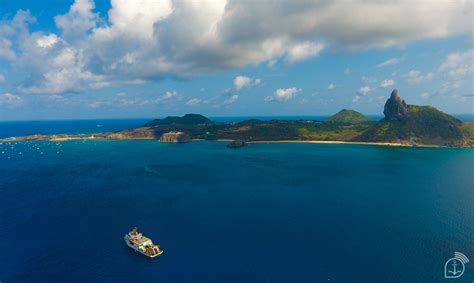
[444,251,469,279]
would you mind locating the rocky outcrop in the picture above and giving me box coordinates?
[159,131,190,143]
[227,139,247,148]
[384,89,408,120]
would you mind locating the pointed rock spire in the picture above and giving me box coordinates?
[384,89,408,120]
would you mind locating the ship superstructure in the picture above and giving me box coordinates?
[124,227,163,258]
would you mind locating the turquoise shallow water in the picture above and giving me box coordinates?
[0,140,473,282]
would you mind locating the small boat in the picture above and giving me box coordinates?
[124,227,163,258]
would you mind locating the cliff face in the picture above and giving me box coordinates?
[384,89,408,120]
[159,132,191,143]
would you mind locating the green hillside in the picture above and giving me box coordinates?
[144,114,212,126]
[325,109,373,124]
[357,105,466,146]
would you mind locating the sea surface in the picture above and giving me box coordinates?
[0,120,473,282]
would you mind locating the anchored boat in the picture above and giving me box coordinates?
[124,227,163,258]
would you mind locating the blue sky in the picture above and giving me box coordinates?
[0,0,472,120]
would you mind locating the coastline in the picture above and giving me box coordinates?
[246,140,432,147]
[1,135,468,149]
[212,139,441,148]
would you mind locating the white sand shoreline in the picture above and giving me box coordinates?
[248,140,414,146]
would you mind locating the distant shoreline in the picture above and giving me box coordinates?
[212,139,445,148]
[225,140,435,148]
[1,136,469,149]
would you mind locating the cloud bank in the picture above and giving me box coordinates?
[0,0,471,95]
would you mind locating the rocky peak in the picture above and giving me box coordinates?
[384,89,408,120]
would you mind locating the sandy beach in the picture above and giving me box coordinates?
[245,140,436,147]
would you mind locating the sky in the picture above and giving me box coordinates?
[0,0,473,120]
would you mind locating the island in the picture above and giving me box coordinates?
[1,90,473,148]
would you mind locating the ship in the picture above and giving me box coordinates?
[124,227,164,258]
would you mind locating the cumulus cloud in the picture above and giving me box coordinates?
[233,75,261,90]
[327,83,335,90]
[0,93,23,107]
[0,73,5,82]
[404,70,434,84]
[358,86,371,95]
[54,0,98,42]
[286,42,324,63]
[36,34,59,48]
[233,76,252,90]
[271,87,302,102]
[376,57,400,68]
[0,39,16,61]
[0,0,472,95]
[380,79,395,88]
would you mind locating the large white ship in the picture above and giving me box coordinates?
[124,227,163,258]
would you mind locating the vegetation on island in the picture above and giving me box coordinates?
[2,89,473,147]
[325,109,373,124]
[145,114,211,126]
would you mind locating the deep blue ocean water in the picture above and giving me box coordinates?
[0,120,473,282]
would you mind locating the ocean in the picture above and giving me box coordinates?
[0,120,473,282]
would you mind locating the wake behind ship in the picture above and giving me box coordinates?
[124,227,163,258]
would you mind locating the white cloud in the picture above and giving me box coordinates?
[0,0,472,95]
[36,34,59,48]
[434,49,474,95]
[161,90,177,100]
[233,76,252,90]
[0,93,23,107]
[404,70,434,84]
[327,83,335,90]
[273,87,302,102]
[264,96,274,102]
[0,38,16,61]
[233,75,261,90]
[286,42,324,63]
[380,79,395,88]
[344,68,351,75]
[376,57,400,68]
[358,86,371,95]
[54,0,98,42]
[352,95,361,103]
[439,49,474,80]
[361,76,376,84]
[186,98,202,106]
[98,0,173,40]
[0,73,5,82]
